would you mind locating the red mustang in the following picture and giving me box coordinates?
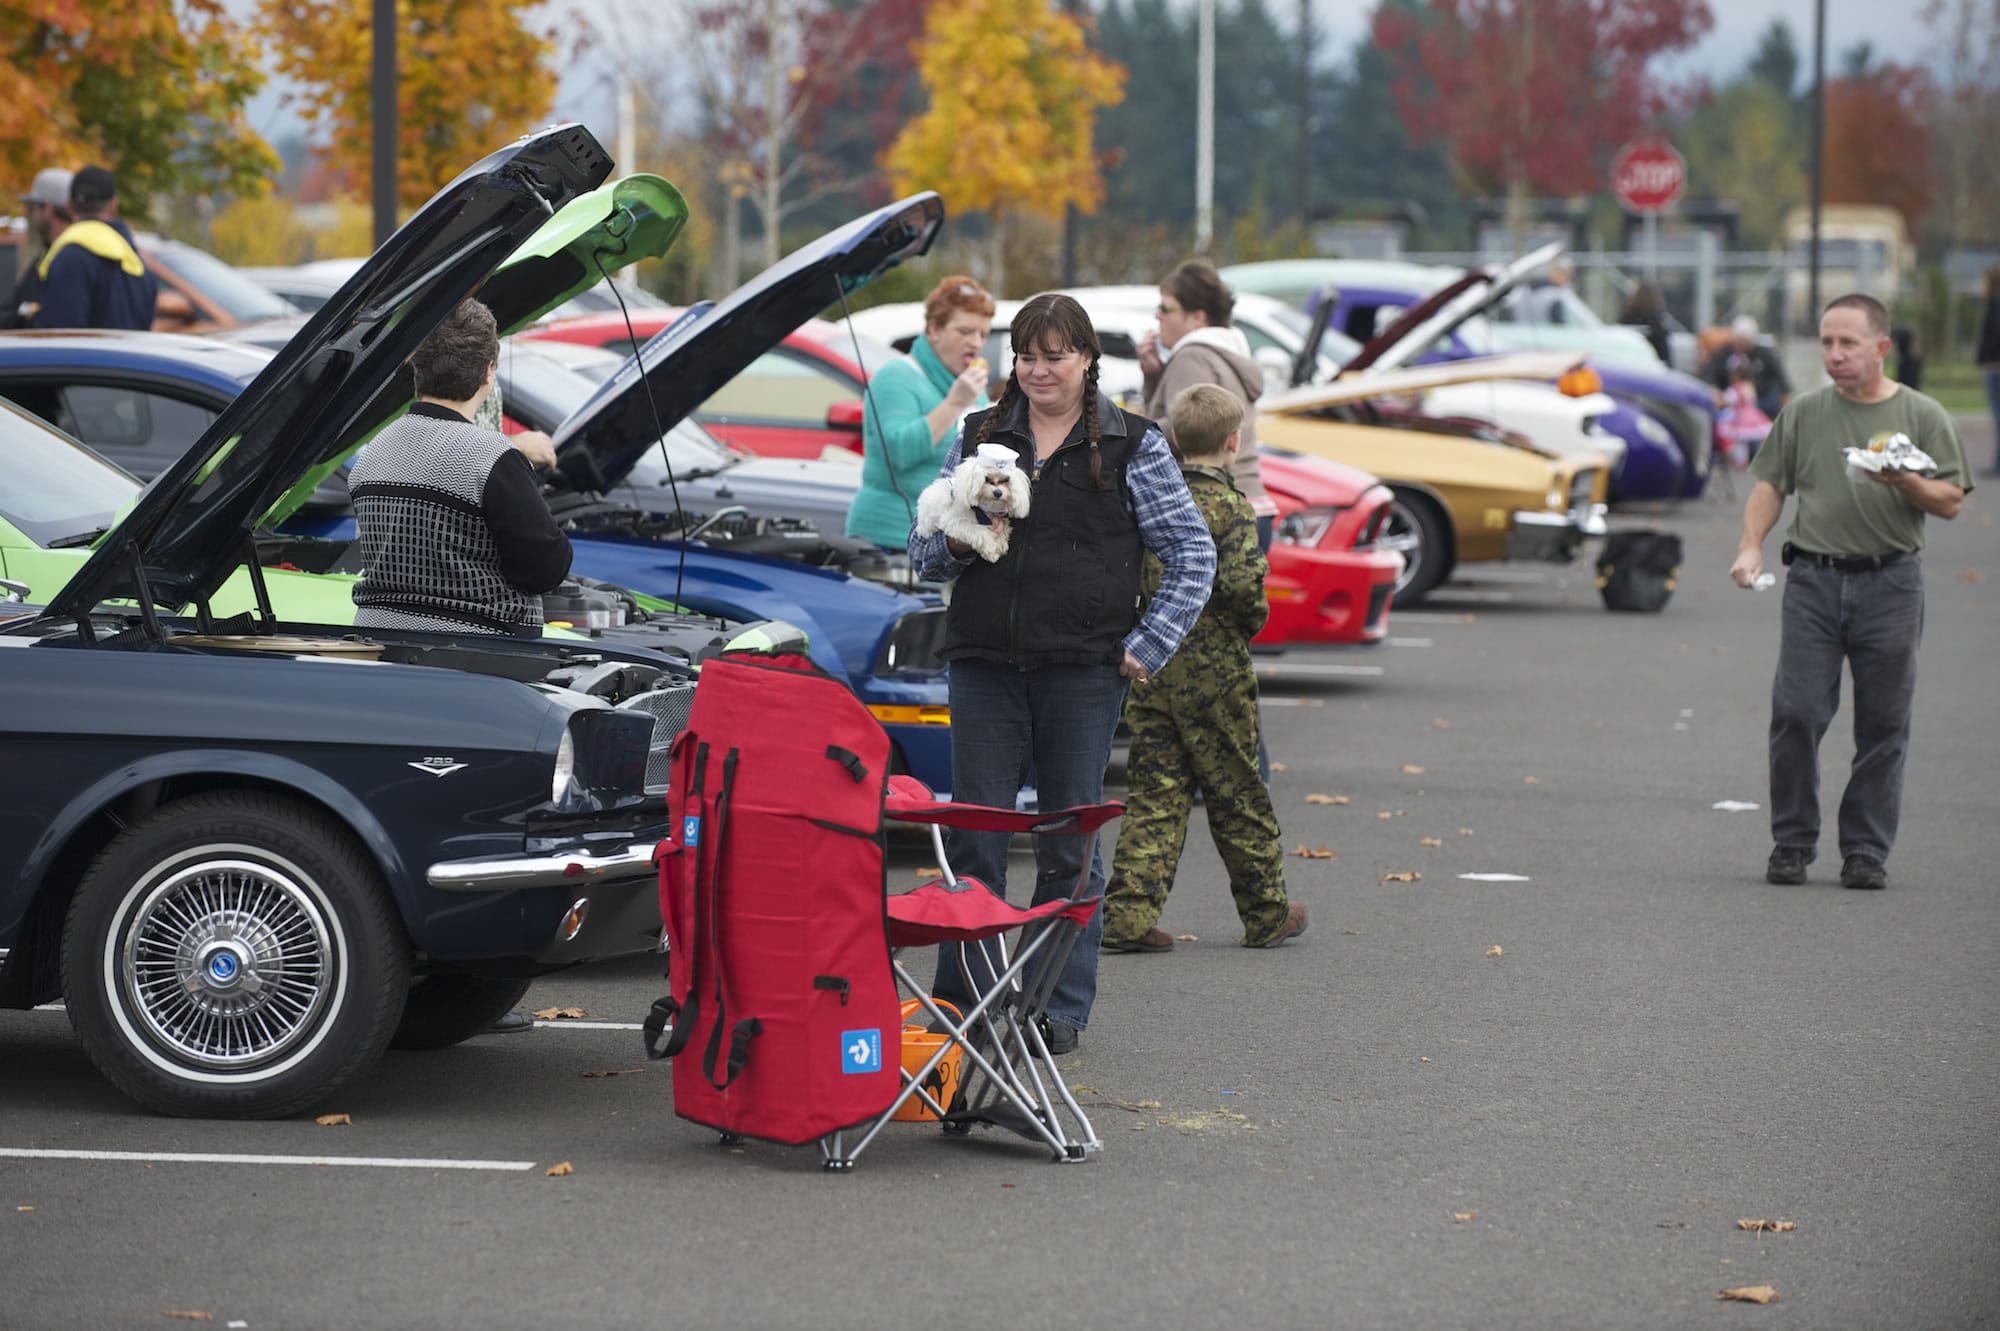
[1256,450,1399,647]
[520,311,891,460]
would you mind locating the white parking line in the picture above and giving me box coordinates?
[1387,637,1433,648]
[532,1020,643,1031]
[1383,612,1475,625]
[0,1147,536,1171]
[1254,663,1386,678]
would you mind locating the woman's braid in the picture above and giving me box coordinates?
[973,373,1016,450]
[1083,360,1106,489]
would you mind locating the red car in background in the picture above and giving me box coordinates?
[520,310,896,460]
[1256,450,1399,647]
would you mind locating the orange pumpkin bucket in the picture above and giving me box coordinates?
[894,998,964,1122]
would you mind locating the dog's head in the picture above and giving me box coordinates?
[953,456,1029,516]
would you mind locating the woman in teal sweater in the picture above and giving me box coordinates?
[846,275,995,547]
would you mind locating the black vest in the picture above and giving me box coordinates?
[943,395,1153,670]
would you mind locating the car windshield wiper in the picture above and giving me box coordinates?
[46,526,110,549]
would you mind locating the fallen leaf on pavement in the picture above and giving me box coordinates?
[1454,1211,1478,1221]
[1717,1286,1779,1304]
[1420,837,1443,847]
[314,1113,350,1127]
[1432,718,1450,729]
[1305,792,1351,805]
[1401,764,1426,775]
[1382,870,1421,882]
[1459,613,1477,624]
[1419,1056,1432,1063]
[580,1068,646,1079]
[532,1007,588,1020]
[162,1314,212,1322]
[1485,945,1503,957]
[1175,933,1199,942]
[1290,843,1338,859]
[15,1206,32,1213]
[1456,828,1474,836]
[1270,761,1287,772]
[1735,1219,1797,1233]
[1343,929,1362,935]
[545,1162,574,1177]
[915,866,941,877]
[1523,776,1540,784]
[1962,569,1984,584]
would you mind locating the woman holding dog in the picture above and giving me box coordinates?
[846,275,995,548]
[909,293,1216,1053]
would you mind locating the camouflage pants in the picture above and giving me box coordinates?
[1102,665,1289,945]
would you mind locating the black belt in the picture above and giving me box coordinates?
[1782,543,1913,573]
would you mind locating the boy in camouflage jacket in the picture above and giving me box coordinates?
[1101,385,1308,952]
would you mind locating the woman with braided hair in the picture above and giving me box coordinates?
[909,292,1215,1052]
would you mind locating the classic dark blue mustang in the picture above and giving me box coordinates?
[0,127,728,1119]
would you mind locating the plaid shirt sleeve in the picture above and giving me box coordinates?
[906,427,975,579]
[1124,424,1215,674]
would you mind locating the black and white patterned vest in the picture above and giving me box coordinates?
[350,411,541,633]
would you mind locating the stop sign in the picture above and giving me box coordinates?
[1611,140,1686,214]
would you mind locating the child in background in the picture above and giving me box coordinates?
[1717,361,1773,469]
[1100,384,1308,953]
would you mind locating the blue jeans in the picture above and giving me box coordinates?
[932,659,1127,1032]
[1769,558,1924,864]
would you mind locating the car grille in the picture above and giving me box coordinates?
[1569,468,1599,511]
[618,682,698,794]
[877,607,949,675]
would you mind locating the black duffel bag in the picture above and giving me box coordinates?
[1596,530,1682,612]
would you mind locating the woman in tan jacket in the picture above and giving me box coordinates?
[1136,259,1277,548]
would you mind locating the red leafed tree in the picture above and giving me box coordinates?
[1824,64,1936,232]
[1373,0,1714,238]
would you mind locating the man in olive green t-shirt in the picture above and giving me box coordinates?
[1730,294,1970,891]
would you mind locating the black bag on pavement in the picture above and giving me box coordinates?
[1596,530,1681,613]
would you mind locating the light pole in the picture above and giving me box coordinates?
[371,0,396,248]
[1807,0,1826,328]
[1195,0,1214,253]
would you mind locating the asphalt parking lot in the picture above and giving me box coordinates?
[6,456,1998,1330]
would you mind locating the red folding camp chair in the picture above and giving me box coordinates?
[641,651,1120,1171]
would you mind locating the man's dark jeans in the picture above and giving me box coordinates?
[932,659,1126,1033]
[1770,557,1924,864]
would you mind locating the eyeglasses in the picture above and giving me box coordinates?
[1156,303,1183,315]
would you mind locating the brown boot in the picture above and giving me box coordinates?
[1101,926,1174,953]
[1248,902,1309,948]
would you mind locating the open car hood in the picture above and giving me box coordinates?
[261,173,688,525]
[48,126,631,621]
[1261,350,1585,416]
[1344,242,1564,374]
[547,193,943,495]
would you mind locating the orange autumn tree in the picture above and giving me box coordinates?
[885,0,1125,294]
[259,0,556,212]
[0,0,277,216]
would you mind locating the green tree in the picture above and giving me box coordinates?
[1678,80,1803,248]
[885,0,1126,293]
[1747,19,1800,98]
[0,0,277,217]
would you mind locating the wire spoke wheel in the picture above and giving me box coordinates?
[120,854,336,1071]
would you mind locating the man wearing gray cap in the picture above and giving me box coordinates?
[32,164,157,331]
[6,168,72,329]
[1702,314,1792,419]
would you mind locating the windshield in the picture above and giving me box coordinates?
[1498,285,1606,329]
[0,398,144,545]
[153,242,301,322]
[816,328,901,378]
[622,420,738,484]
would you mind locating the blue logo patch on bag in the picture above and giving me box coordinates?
[841,1029,882,1075]
[682,815,700,846]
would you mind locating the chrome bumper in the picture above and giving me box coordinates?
[427,843,656,893]
[1506,504,1608,563]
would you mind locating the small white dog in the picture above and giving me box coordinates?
[914,441,1031,565]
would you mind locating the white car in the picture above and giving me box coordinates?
[1061,284,1625,473]
[841,299,1145,406]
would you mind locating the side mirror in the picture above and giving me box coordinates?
[153,288,196,330]
[825,400,865,431]
[0,577,32,604]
